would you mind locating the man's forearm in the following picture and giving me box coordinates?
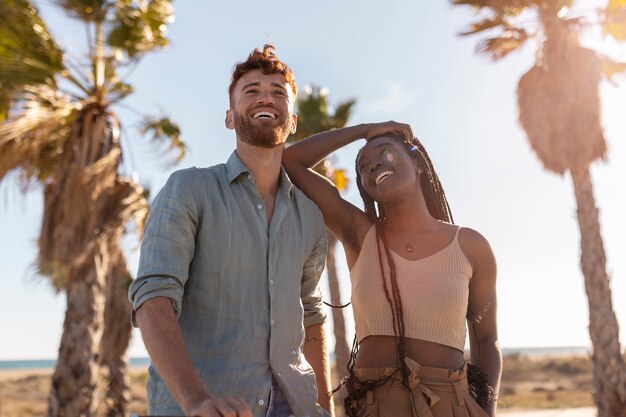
[135,297,211,414]
[303,323,334,417]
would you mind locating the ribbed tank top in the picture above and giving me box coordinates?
[350,224,472,352]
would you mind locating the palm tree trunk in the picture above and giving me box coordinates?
[98,245,132,417]
[571,168,626,417]
[326,231,350,382]
[47,247,107,417]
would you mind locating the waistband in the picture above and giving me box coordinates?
[352,358,470,417]
[354,358,467,383]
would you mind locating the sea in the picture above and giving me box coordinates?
[0,346,591,371]
[0,357,151,371]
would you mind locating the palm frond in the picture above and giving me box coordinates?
[290,86,331,141]
[600,55,626,84]
[138,115,185,164]
[38,171,148,290]
[602,0,626,41]
[476,28,529,61]
[0,85,80,183]
[289,86,355,189]
[0,96,10,124]
[451,0,533,16]
[606,0,626,13]
[54,0,109,22]
[451,0,492,7]
[459,16,506,36]
[107,0,173,60]
[332,99,357,129]
[108,80,134,103]
[517,44,605,174]
[113,178,149,238]
[0,0,65,118]
[38,107,123,287]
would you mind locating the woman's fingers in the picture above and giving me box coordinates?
[365,121,415,142]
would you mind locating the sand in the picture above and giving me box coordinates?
[0,368,54,382]
[0,355,596,416]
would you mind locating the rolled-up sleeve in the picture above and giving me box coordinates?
[301,229,328,328]
[129,169,200,326]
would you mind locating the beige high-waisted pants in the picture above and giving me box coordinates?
[349,358,489,417]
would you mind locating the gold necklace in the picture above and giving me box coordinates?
[386,215,432,253]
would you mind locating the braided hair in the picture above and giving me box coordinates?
[344,133,453,416]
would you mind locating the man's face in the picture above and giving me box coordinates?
[226,70,297,148]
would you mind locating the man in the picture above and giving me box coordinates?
[129,45,333,417]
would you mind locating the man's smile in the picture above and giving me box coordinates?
[252,111,277,120]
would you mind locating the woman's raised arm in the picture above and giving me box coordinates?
[283,122,413,250]
[283,124,371,246]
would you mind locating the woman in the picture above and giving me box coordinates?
[282,122,501,417]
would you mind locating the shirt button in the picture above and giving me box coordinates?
[248,174,252,180]
[270,279,274,285]
[258,399,264,405]
[271,319,275,325]
[292,350,296,355]
[257,204,263,209]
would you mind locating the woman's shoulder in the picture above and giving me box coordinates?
[452,224,495,269]
[430,220,485,242]
[455,225,489,244]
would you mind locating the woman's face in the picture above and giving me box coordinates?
[356,136,420,203]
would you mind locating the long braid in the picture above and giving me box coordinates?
[375,225,418,415]
[342,171,405,416]
[411,139,453,224]
[343,133,453,416]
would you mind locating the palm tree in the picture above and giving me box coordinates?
[0,1,183,416]
[452,1,626,415]
[98,242,135,416]
[288,85,355,384]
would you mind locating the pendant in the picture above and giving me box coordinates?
[406,244,413,252]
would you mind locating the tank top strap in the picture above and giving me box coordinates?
[350,223,378,274]
[364,222,378,246]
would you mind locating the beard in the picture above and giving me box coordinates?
[233,111,293,148]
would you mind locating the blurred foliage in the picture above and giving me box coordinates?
[288,85,355,191]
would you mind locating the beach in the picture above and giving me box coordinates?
[0,366,148,416]
[500,409,595,416]
[0,354,595,416]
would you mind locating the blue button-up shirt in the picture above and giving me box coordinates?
[129,151,328,417]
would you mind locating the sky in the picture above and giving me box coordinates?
[0,1,625,360]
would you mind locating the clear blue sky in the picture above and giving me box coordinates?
[1,0,625,360]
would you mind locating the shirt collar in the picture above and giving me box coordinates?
[278,164,295,199]
[226,151,294,198]
[226,151,249,183]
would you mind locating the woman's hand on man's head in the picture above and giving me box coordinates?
[364,121,415,142]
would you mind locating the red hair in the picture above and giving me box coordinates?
[228,44,297,106]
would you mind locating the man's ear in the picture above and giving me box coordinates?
[225,110,234,130]
[290,114,298,135]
